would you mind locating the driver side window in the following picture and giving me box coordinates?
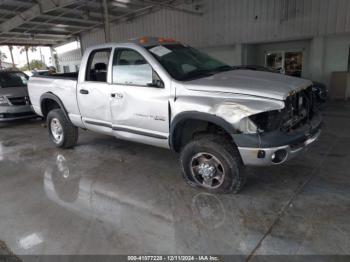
[112,49,162,87]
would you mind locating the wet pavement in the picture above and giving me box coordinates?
[0,102,349,258]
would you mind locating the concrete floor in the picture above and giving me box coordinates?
[0,102,349,258]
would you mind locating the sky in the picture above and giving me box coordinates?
[0,41,80,68]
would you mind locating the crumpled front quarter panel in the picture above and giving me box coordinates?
[172,85,285,133]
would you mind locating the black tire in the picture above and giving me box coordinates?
[47,109,78,149]
[180,134,246,194]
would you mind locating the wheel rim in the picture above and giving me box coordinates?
[50,118,64,144]
[190,152,225,189]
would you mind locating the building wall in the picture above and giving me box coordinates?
[78,0,350,87]
[80,0,350,49]
[200,45,243,65]
[323,35,350,85]
[0,61,14,69]
[57,48,82,73]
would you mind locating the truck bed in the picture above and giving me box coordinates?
[33,72,78,80]
[28,74,80,119]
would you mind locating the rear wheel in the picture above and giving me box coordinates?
[47,109,78,148]
[180,134,246,194]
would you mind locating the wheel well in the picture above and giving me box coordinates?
[41,99,60,118]
[171,119,234,152]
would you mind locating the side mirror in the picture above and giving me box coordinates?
[149,69,164,88]
[147,79,164,88]
[153,79,164,88]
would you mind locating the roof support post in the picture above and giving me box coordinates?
[102,0,111,42]
[50,47,59,72]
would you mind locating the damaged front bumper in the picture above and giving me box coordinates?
[232,113,322,166]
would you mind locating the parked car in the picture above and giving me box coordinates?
[28,37,322,194]
[232,65,328,103]
[32,70,50,77]
[25,67,57,78]
[0,70,36,121]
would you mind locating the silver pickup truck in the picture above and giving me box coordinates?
[28,37,322,193]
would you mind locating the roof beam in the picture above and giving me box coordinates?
[37,14,99,25]
[57,7,126,21]
[0,36,59,45]
[0,0,81,33]
[1,0,32,8]
[24,21,90,30]
[15,26,76,34]
[140,0,202,16]
[3,32,68,39]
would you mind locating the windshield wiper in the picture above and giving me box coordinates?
[211,65,234,74]
[181,69,214,81]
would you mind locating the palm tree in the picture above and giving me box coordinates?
[8,45,15,68]
[18,46,37,70]
[0,50,7,69]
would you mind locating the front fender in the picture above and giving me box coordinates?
[171,90,285,134]
[169,111,238,151]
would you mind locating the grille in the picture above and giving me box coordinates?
[282,86,314,131]
[7,96,30,106]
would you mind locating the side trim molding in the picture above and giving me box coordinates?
[84,120,167,140]
[112,126,168,140]
[85,120,112,128]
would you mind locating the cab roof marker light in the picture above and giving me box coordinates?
[158,37,176,43]
[139,37,149,44]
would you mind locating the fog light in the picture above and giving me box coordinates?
[271,149,288,164]
[257,150,266,159]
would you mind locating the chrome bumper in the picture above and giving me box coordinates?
[238,130,321,166]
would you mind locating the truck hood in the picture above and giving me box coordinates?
[184,70,312,100]
[0,86,28,97]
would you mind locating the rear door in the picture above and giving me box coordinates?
[77,48,113,133]
[109,48,170,148]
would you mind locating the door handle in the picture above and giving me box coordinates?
[80,89,89,94]
[111,93,123,99]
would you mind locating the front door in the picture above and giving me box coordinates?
[109,48,170,148]
[77,48,112,133]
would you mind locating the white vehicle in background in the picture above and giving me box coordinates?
[28,37,322,194]
[25,69,50,77]
[24,70,33,77]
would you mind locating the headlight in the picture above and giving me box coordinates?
[248,110,283,132]
[0,96,9,106]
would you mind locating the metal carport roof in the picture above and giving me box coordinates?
[0,0,201,46]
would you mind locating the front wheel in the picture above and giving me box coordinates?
[180,135,246,194]
[47,109,78,149]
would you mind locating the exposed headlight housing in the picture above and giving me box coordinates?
[0,96,9,106]
[239,117,258,134]
[248,110,283,132]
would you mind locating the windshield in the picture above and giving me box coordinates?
[147,44,232,81]
[0,72,28,88]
